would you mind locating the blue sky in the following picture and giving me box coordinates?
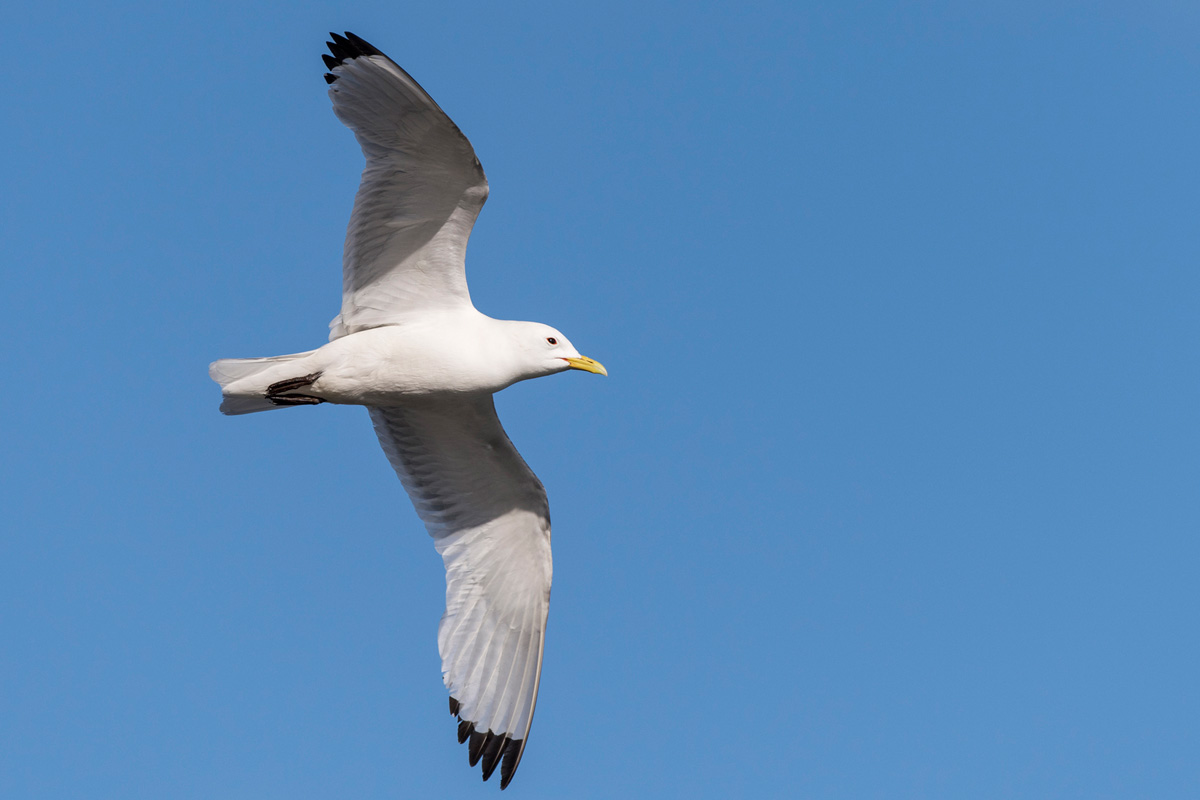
[4,1,1199,797]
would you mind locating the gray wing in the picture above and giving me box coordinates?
[369,396,551,789]
[324,33,488,339]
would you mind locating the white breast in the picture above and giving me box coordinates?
[309,313,518,404]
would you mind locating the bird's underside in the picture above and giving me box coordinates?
[321,32,548,789]
[209,30,605,789]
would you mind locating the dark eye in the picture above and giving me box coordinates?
[546,337,557,345]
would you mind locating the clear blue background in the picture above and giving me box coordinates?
[4,1,1198,797]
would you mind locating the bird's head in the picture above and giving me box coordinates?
[507,321,607,381]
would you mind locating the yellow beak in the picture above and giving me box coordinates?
[563,356,608,376]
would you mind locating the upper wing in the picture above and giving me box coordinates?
[324,32,488,339]
[368,397,551,789]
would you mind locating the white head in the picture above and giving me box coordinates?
[503,320,608,383]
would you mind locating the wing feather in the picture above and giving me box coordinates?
[368,397,550,788]
[324,33,488,339]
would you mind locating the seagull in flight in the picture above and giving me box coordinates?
[210,31,606,789]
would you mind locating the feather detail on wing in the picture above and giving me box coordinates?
[368,397,551,789]
[324,33,488,339]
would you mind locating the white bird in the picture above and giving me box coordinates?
[209,31,606,789]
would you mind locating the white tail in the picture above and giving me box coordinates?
[209,350,317,415]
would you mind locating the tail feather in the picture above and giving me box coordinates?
[209,350,317,416]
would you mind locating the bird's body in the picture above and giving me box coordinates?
[209,31,604,789]
[216,311,586,408]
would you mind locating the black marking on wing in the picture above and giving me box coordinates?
[479,732,504,780]
[451,695,525,789]
[467,729,487,766]
[322,31,385,83]
[497,738,522,789]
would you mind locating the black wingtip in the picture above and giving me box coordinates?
[456,718,527,787]
[468,730,487,767]
[344,31,384,56]
[449,696,461,717]
[479,733,509,782]
[323,30,385,83]
[498,738,523,789]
